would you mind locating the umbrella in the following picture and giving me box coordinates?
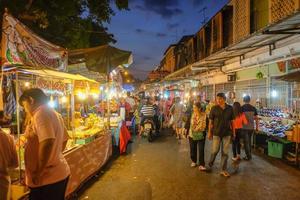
[68,45,133,74]
[68,45,133,128]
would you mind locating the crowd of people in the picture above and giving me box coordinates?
[133,92,258,177]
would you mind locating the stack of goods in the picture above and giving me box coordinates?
[285,124,300,143]
[110,99,119,113]
[99,100,119,113]
[103,116,121,127]
[74,126,100,138]
[259,117,293,138]
[72,114,108,144]
[258,108,288,118]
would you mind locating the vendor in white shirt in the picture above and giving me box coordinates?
[126,92,136,119]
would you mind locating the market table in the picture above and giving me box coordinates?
[254,131,298,165]
[64,133,112,198]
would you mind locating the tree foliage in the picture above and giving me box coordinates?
[0,0,128,49]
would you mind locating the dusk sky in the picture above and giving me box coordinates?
[107,0,229,80]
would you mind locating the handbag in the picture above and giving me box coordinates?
[192,131,204,141]
[168,115,174,128]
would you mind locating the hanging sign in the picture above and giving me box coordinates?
[1,12,67,70]
[74,80,88,90]
[89,82,100,93]
[277,58,300,72]
[277,61,286,72]
[289,58,300,69]
[36,77,66,92]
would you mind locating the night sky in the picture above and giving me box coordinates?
[108,0,229,80]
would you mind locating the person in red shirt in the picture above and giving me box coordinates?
[232,102,248,161]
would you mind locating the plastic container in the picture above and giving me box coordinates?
[268,141,284,158]
[293,125,300,143]
[75,135,95,145]
[285,131,294,141]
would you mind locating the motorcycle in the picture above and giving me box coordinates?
[143,118,155,142]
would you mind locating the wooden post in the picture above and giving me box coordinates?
[107,58,111,129]
[15,71,22,182]
[71,80,75,145]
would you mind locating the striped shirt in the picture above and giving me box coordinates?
[141,105,155,117]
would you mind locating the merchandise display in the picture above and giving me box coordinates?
[71,113,122,144]
[258,116,295,138]
[258,108,289,118]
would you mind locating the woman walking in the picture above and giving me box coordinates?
[189,102,207,170]
[184,98,194,138]
[232,102,248,161]
[170,97,185,140]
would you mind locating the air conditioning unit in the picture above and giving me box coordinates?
[227,73,236,82]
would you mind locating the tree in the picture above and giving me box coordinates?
[0,0,128,49]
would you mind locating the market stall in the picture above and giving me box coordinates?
[0,67,113,199]
[234,64,300,166]
[269,69,300,166]
[68,46,134,155]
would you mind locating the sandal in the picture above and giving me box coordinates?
[190,162,197,167]
[220,171,230,177]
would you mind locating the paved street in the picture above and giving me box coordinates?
[78,129,300,200]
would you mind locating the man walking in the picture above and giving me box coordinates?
[19,88,70,200]
[139,97,155,135]
[241,95,259,160]
[208,93,235,177]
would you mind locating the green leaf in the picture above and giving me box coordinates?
[0,0,129,49]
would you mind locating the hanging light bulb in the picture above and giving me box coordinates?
[61,96,68,103]
[271,90,278,98]
[77,92,87,100]
[48,96,55,108]
[24,82,30,88]
[92,93,99,99]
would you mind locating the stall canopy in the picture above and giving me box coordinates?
[18,69,98,83]
[68,45,133,74]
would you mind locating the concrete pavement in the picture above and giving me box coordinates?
[77,129,300,200]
